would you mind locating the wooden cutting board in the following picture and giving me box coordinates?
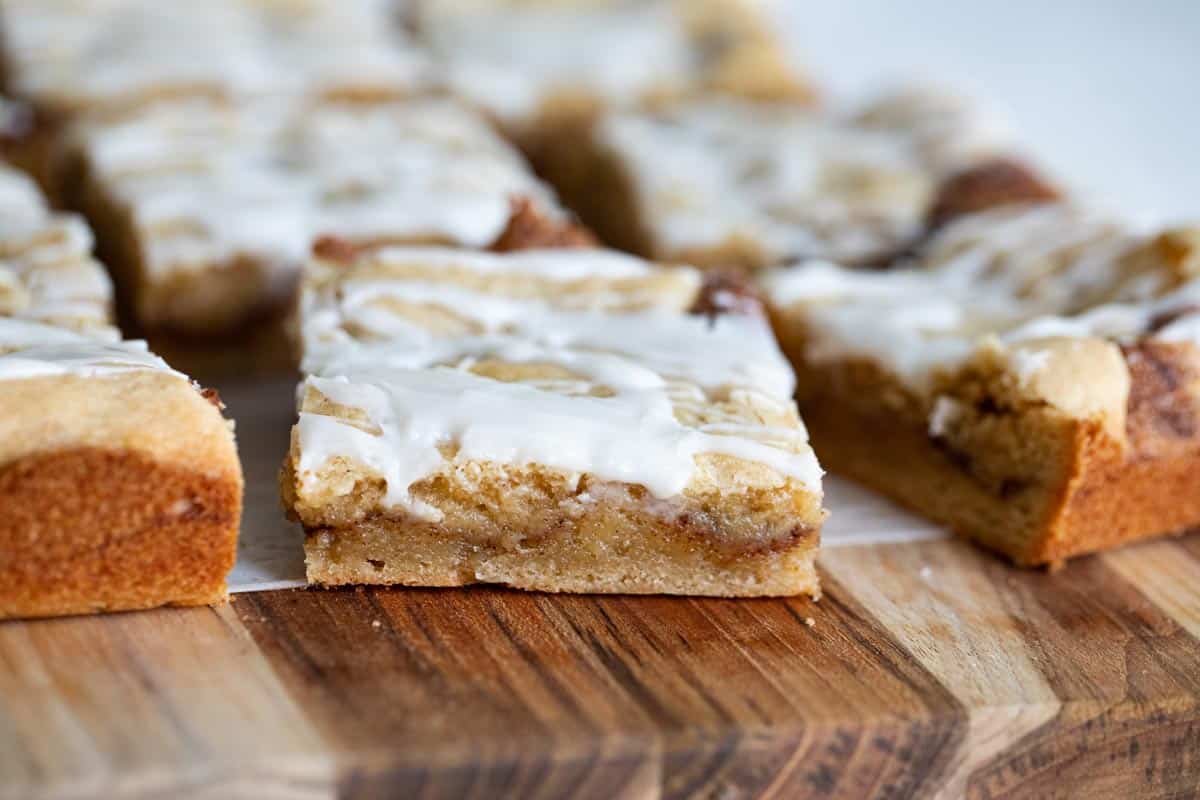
[3,530,1200,799]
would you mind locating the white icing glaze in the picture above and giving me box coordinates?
[599,90,1007,264]
[357,247,664,281]
[70,97,562,288]
[297,364,819,520]
[765,203,1200,390]
[418,1,694,120]
[0,0,431,112]
[0,317,119,351]
[295,247,820,519]
[306,291,794,398]
[0,319,174,380]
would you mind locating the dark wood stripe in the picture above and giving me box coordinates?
[235,588,658,799]
[236,577,967,799]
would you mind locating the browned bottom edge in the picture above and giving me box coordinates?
[302,516,820,599]
[0,447,242,620]
[802,391,1200,566]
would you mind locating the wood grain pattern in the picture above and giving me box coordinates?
[2,537,1200,799]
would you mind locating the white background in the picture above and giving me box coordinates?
[781,1,1199,223]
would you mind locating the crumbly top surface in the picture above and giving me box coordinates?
[600,89,1009,265]
[415,0,803,122]
[764,202,1200,398]
[0,0,431,114]
[0,164,114,336]
[293,246,821,520]
[70,97,562,282]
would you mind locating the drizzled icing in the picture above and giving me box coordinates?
[1,0,431,113]
[70,97,562,287]
[417,1,696,121]
[0,164,114,333]
[294,246,821,520]
[599,90,1009,265]
[764,202,1198,390]
[0,317,118,353]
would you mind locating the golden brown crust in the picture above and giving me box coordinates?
[1023,343,1200,561]
[927,158,1060,230]
[304,518,818,598]
[0,447,242,619]
[774,310,1200,565]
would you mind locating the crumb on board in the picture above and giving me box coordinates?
[372,619,382,628]
[804,617,816,628]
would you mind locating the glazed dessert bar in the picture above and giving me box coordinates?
[283,247,824,596]
[0,165,241,619]
[60,96,580,355]
[540,89,1052,270]
[765,201,1200,565]
[0,0,430,185]
[413,0,813,143]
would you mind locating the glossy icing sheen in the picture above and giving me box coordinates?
[0,165,114,332]
[0,0,430,111]
[294,247,821,520]
[601,90,1008,264]
[71,98,562,286]
[764,203,1200,389]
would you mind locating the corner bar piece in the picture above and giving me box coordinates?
[0,162,241,619]
[764,202,1200,565]
[284,247,824,596]
[539,88,1054,270]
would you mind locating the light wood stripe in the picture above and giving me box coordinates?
[0,605,332,800]
[1105,539,1200,639]
[820,540,1060,799]
[966,553,1200,796]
